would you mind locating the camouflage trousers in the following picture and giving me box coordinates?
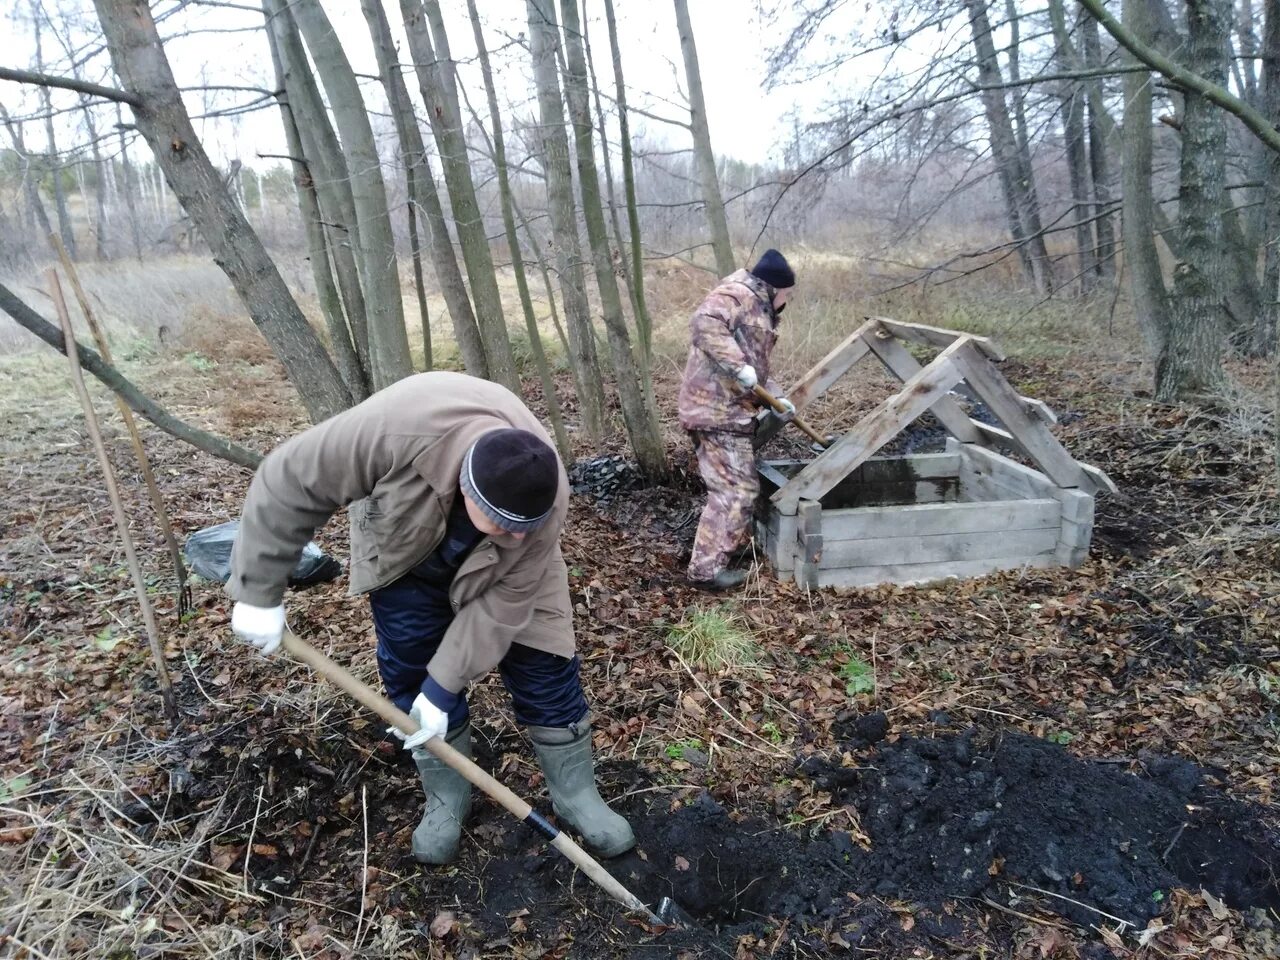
[687,431,759,582]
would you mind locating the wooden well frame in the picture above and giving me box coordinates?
[755,318,1114,589]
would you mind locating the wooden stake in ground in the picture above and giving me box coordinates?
[49,234,191,618]
[48,268,178,725]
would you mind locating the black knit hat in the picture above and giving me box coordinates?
[459,428,559,534]
[750,248,795,290]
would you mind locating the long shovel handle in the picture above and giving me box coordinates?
[752,384,829,449]
[279,629,662,925]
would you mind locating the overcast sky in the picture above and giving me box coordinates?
[1,1,831,172]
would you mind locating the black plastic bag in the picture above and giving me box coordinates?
[184,520,342,588]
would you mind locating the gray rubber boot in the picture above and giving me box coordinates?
[528,722,636,858]
[411,723,472,865]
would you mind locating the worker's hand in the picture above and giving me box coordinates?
[735,365,758,389]
[230,601,285,656]
[397,692,450,750]
[774,396,796,422]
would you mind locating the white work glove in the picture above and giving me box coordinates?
[775,396,796,416]
[392,692,450,751]
[735,364,758,389]
[230,601,285,656]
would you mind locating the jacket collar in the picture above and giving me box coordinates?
[723,269,779,326]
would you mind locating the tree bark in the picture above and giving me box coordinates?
[0,104,55,239]
[580,0,636,311]
[1049,0,1099,293]
[1122,0,1175,357]
[290,0,411,392]
[1080,12,1117,278]
[0,281,262,468]
[114,104,143,261]
[672,0,735,277]
[966,0,1054,292]
[560,0,667,477]
[399,0,519,392]
[465,0,571,458]
[262,0,370,377]
[1160,0,1231,400]
[93,0,352,423]
[362,2,486,378]
[526,0,607,443]
[32,5,77,260]
[603,0,655,356]
[265,14,368,401]
[1257,0,1280,354]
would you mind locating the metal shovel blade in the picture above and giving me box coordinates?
[655,896,695,928]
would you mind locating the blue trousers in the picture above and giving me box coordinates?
[368,576,588,731]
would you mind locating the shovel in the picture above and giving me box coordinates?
[279,629,686,927]
[752,385,833,451]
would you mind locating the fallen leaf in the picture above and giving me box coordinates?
[430,910,456,938]
[674,855,690,871]
[251,843,277,856]
[1201,888,1230,921]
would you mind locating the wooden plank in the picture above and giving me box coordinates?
[790,320,879,410]
[816,552,1058,589]
[1081,463,1118,495]
[957,444,1059,499]
[859,453,959,482]
[773,342,968,512]
[872,316,1006,361]
[795,502,822,588]
[754,321,877,450]
[949,341,1090,489]
[821,498,1059,541]
[822,479,958,508]
[758,511,798,573]
[1021,396,1058,425]
[1054,487,1094,524]
[866,325,982,443]
[822,528,1059,567]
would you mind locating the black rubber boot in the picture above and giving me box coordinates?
[411,723,472,865]
[688,569,749,592]
[528,722,636,858]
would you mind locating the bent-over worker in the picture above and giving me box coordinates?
[227,372,635,864]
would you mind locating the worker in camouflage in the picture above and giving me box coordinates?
[678,249,797,590]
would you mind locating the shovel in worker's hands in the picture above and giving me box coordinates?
[279,629,688,928]
[753,385,833,452]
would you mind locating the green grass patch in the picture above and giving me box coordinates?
[666,605,759,670]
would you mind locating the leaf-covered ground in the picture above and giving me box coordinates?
[1,332,1277,959]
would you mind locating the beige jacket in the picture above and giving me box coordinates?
[228,372,574,692]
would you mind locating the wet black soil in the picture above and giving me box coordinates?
[802,724,1280,928]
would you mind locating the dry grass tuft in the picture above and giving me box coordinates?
[666,604,760,671]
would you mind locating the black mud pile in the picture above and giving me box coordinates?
[800,726,1280,927]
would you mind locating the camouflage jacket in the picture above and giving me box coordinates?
[677,269,779,434]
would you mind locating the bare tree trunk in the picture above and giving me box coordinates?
[1257,0,1280,354]
[263,0,370,376]
[360,0,431,370]
[265,15,367,400]
[399,0,518,392]
[1160,0,1230,400]
[465,0,571,458]
[603,0,654,357]
[966,0,1054,293]
[114,104,143,261]
[672,0,735,277]
[580,0,636,309]
[1080,11,1117,278]
[361,3,486,378]
[526,0,607,443]
[0,105,55,239]
[1123,0,1174,357]
[1050,0,1099,293]
[0,281,262,468]
[32,5,76,259]
[93,0,352,423]
[291,0,411,392]
[512,190,580,386]
[560,0,667,477]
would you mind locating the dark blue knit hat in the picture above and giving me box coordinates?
[459,428,559,534]
[750,249,795,290]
